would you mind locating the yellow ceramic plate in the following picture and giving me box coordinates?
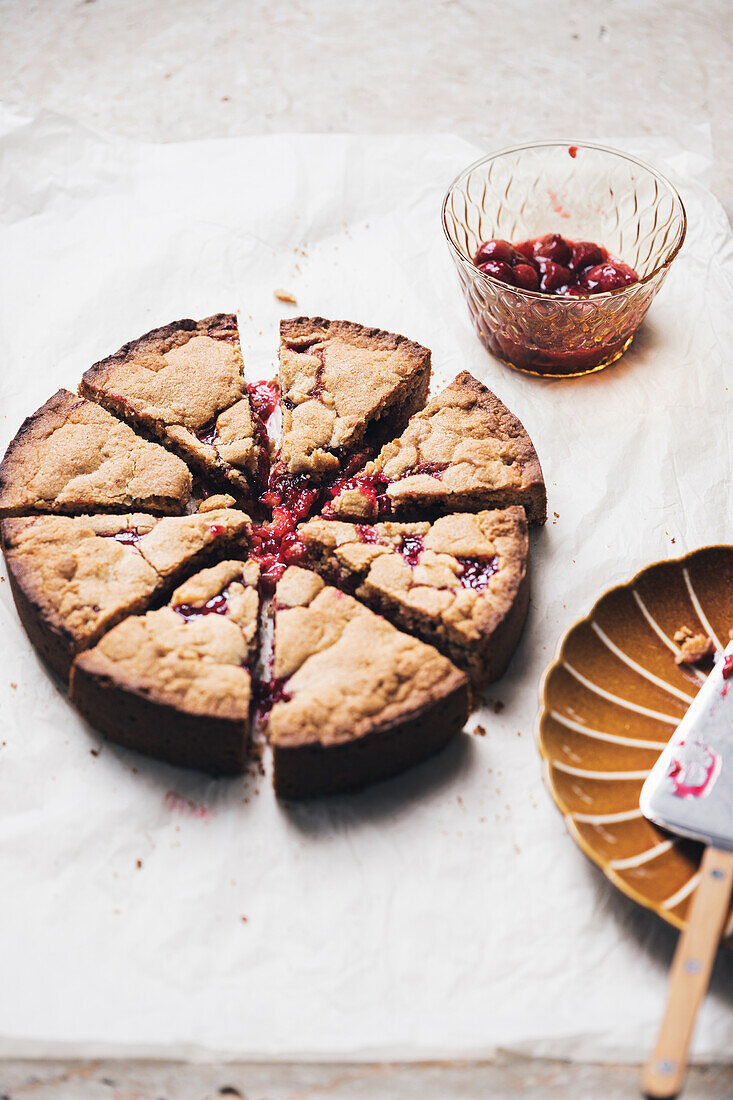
[537,546,733,934]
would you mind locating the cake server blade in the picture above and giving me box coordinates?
[640,641,733,1099]
[640,640,733,850]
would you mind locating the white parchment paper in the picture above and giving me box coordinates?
[1,109,732,1063]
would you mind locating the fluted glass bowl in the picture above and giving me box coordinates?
[442,141,686,377]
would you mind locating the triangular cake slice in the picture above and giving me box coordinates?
[325,372,546,524]
[0,389,193,518]
[277,317,431,479]
[266,566,469,797]
[80,315,269,500]
[70,560,261,774]
[298,508,529,688]
[1,507,250,681]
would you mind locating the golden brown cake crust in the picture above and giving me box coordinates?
[1,508,251,682]
[0,389,193,518]
[330,371,547,524]
[278,317,431,478]
[271,566,468,747]
[269,567,469,796]
[299,507,529,687]
[79,315,262,496]
[70,559,261,774]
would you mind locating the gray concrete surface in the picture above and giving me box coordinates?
[1,1056,732,1100]
[1,0,731,217]
[0,1,731,1096]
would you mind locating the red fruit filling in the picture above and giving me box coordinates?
[722,655,733,680]
[398,533,425,566]
[173,588,231,620]
[195,419,219,447]
[247,379,279,424]
[355,524,381,544]
[456,556,499,590]
[254,676,292,721]
[472,234,639,296]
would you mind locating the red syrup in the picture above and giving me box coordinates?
[247,380,279,495]
[173,588,231,620]
[254,676,292,721]
[196,419,220,448]
[473,234,638,296]
[355,524,381,544]
[455,555,499,590]
[250,465,316,593]
[247,379,279,424]
[399,533,425,566]
[722,655,733,679]
[669,739,721,799]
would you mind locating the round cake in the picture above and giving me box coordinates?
[0,314,546,797]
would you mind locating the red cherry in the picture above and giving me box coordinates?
[474,239,515,265]
[271,507,294,541]
[534,233,573,266]
[582,261,639,292]
[280,532,308,565]
[514,240,535,262]
[478,259,516,286]
[513,263,540,291]
[538,259,572,292]
[561,285,589,297]
[570,241,605,272]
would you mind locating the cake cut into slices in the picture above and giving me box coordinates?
[278,317,431,479]
[1,507,250,681]
[267,566,469,797]
[299,507,529,688]
[70,560,261,774]
[325,371,546,524]
[80,315,268,500]
[0,389,193,518]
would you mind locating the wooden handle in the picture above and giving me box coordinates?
[641,845,733,1098]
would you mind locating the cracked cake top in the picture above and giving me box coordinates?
[327,371,546,524]
[72,560,260,719]
[269,566,467,747]
[1,507,251,667]
[278,317,431,478]
[299,506,528,643]
[80,315,265,496]
[0,389,193,518]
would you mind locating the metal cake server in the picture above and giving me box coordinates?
[640,641,733,1098]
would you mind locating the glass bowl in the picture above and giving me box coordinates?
[441,141,686,377]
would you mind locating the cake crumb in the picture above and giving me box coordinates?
[274,288,297,304]
[136,859,143,869]
[493,700,505,714]
[10,682,16,690]
[240,916,248,923]
[90,747,100,756]
[674,627,714,666]
[473,724,487,737]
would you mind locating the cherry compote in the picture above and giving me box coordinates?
[473,233,638,296]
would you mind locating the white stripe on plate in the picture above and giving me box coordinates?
[591,622,695,703]
[549,710,664,751]
[683,567,724,650]
[552,761,650,780]
[632,590,707,684]
[661,872,701,911]
[572,808,644,824]
[609,840,674,870]
[562,663,682,724]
